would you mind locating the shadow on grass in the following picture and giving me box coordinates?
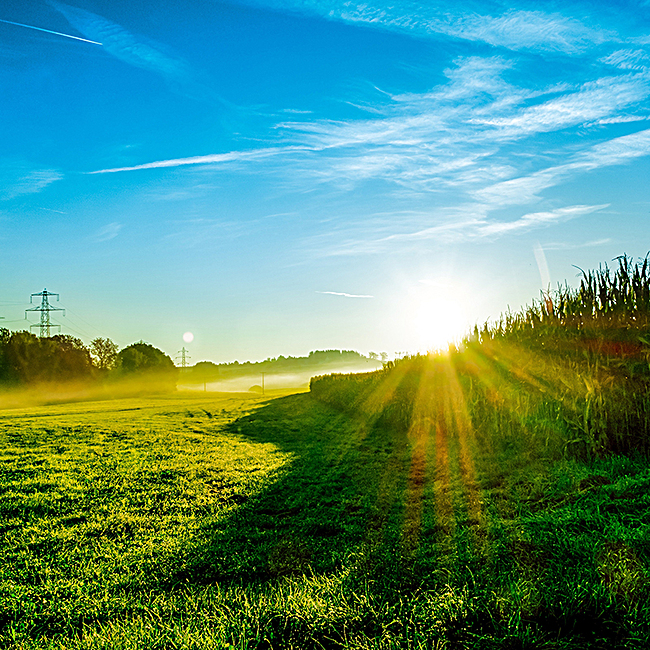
[158,392,650,649]
[167,392,421,588]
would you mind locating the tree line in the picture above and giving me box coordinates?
[185,349,381,383]
[0,330,177,386]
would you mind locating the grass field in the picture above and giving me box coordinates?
[2,383,649,649]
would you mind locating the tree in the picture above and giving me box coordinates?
[189,361,220,383]
[49,334,93,379]
[0,328,12,383]
[117,341,175,373]
[90,337,118,371]
[115,341,178,389]
[1,331,93,384]
[3,330,45,383]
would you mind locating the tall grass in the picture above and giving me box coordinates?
[475,253,650,344]
[311,254,650,459]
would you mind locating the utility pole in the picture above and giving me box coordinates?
[176,347,191,369]
[26,288,65,337]
[261,371,265,396]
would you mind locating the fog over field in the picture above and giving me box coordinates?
[179,364,377,393]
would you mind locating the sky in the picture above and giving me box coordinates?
[1,0,650,364]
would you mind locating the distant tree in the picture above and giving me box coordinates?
[380,352,388,364]
[115,341,178,389]
[1,331,93,384]
[0,328,12,383]
[3,330,43,383]
[189,361,220,382]
[90,337,118,371]
[49,334,93,379]
[116,341,175,373]
[368,351,380,368]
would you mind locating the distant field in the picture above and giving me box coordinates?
[178,370,313,393]
[1,388,649,649]
[178,363,382,393]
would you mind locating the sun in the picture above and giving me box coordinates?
[402,279,472,352]
[414,299,465,351]
[183,331,194,343]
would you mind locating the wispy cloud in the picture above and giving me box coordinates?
[263,61,650,223]
[0,168,62,200]
[242,1,610,53]
[588,115,648,126]
[89,45,650,257]
[163,218,251,248]
[444,9,608,53]
[474,73,650,137]
[475,128,650,205]
[311,203,608,257]
[93,222,122,242]
[600,49,650,71]
[91,51,650,201]
[540,238,612,251]
[38,207,67,214]
[317,291,374,298]
[48,0,215,100]
[88,146,309,174]
[78,4,650,261]
[576,127,650,168]
[478,204,608,237]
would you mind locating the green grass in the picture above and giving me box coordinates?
[4,254,650,647]
[2,385,649,649]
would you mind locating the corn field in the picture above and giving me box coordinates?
[311,254,650,459]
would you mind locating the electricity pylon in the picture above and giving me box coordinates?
[26,288,65,337]
[176,347,191,368]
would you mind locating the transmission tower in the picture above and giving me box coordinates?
[176,346,191,369]
[26,288,65,337]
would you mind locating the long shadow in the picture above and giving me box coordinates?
[165,392,417,588]
[156,388,645,649]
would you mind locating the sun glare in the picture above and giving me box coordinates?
[404,280,471,352]
[183,332,194,343]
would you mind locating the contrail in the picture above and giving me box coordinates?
[317,291,374,298]
[0,18,102,45]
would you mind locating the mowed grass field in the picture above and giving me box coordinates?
[2,388,650,649]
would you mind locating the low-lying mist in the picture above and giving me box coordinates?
[0,355,382,410]
[0,376,181,410]
[178,364,373,393]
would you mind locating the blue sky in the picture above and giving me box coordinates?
[1,0,649,363]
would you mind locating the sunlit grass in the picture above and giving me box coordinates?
[304,255,650,647]
[2,256,650,648]
[2,384,649,648]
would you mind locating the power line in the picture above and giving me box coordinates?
[2,289,125,346]
[49,317,91,341]
[63,305,121,342]
[50,312,99,341]
[26,288,65,337]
